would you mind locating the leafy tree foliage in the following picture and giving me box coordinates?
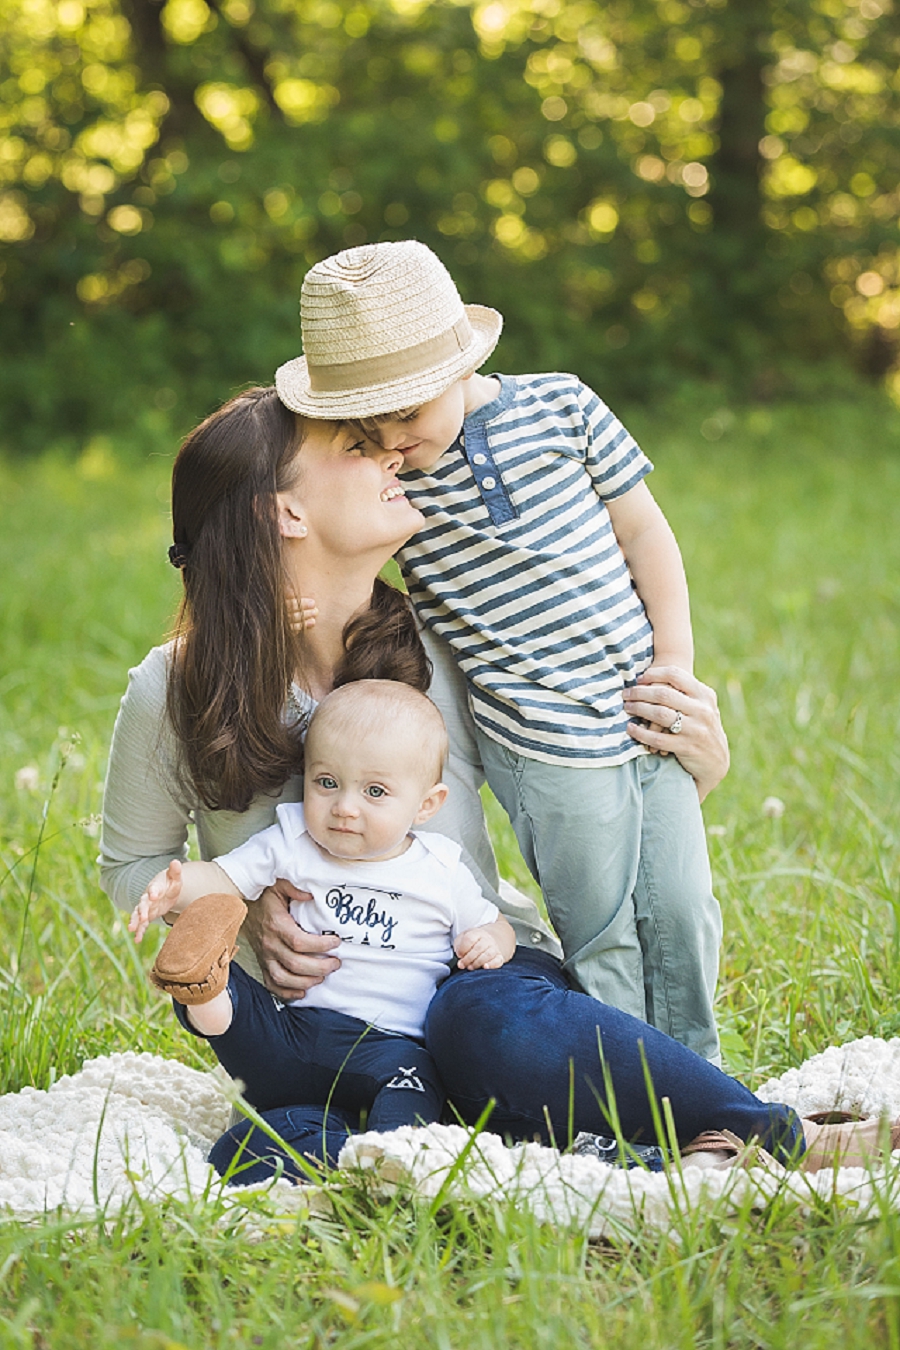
[1,0,898,449]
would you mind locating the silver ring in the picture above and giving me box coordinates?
[669,711,684,735]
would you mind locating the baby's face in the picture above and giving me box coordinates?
[303,722,437,862]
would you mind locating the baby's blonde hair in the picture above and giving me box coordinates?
[306,680,448,786]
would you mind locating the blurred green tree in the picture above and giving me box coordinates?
[0,0,898,450]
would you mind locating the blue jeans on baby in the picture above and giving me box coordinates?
[474,739,722,1064]
[173,963,443,1179]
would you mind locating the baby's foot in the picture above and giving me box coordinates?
[150,892,247,1005]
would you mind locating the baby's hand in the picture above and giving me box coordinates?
[455,927,506,971]
[128,859,184,943]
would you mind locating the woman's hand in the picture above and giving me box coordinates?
[240,880,341,1000]
[623,665,730,802]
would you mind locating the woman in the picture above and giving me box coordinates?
[100,387,878,1180]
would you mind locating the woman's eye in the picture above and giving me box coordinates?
[366,785,387,799]
[345,440,365,456]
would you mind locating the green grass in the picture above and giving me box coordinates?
[2,393,900,1347]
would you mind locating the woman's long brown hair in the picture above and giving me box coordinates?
[168,386,429,813]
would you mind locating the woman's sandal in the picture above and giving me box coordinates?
[150,892,248,1005]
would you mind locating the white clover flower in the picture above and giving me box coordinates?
[14,765,40,791]
[707,824,727,838]
[762,796,786,819]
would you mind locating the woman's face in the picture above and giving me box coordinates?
[282,419,425,559]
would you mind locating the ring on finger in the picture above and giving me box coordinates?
[669,710,684,735]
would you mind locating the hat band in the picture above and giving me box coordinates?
[307,316,474,393]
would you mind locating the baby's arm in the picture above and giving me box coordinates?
[606,480,694,673]
[128,858,241,943]
[454,915,516,970]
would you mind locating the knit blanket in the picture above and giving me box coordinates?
[3,1038,900,1237]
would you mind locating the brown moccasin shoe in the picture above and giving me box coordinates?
[150,892,248,1005]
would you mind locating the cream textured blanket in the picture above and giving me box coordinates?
[3,1038,900,1236]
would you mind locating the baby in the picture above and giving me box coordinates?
[129,679,514,1164]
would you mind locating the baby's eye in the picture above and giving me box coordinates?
[365,784,387,799]
[314,775,338,790]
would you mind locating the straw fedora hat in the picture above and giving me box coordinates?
[275,240,503,419]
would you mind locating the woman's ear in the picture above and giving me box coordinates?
[276,491,308,539]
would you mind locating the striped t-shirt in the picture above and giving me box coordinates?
[397,373,655,765]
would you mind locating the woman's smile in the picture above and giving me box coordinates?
[380,480,407,503]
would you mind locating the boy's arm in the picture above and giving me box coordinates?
[606,481,694,673]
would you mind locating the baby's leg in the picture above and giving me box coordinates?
[359,1038,444,1133]
[633,753,722,1064]
[209,1104,356,1181]
[474,733,646,1022]
[170,963,325,1112]
[288,1012,444,1132]
[184,991,233,1036]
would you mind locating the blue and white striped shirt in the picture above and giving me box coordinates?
[397,373,655,765]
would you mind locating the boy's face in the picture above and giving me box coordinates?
[303,721,443,862]
[365,382,467,473]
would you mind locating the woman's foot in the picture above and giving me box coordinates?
[681,1129,780,1172]
[801,1114,900,1172]
[150,891,247,1006]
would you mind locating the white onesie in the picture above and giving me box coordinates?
[215,803,498,1039]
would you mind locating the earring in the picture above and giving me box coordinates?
[297,523,307,537]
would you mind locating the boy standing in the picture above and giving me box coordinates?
[275,241,721,1063]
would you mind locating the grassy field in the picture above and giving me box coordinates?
[1,392,900,1346]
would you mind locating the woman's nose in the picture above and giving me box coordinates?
[371,439,404,470]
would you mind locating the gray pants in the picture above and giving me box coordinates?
[475,737,722,1065]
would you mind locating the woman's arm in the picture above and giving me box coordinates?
[99,646,194,912]
[99,645,340,996]
[623,665,730,802]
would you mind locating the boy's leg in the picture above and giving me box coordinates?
[475,734,647,1022]
[634,753,722,1063]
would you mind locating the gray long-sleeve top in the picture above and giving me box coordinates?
[99,625,561,985]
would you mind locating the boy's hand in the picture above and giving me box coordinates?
[455,926,506,970]
[286,590,318,633]
[128,859,185,943]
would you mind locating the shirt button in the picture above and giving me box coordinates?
[530,931,543,945]
[472,452,487,465]
[459,432,466,446]
[482,475,496,490]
